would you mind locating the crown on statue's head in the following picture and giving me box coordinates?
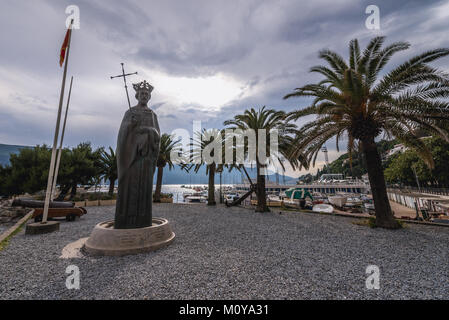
[133,80,154,93]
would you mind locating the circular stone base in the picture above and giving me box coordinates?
[25,221,60,235]
[83,218,175,256]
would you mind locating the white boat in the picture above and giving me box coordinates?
[185,192,207,203]
[312,204,334,213]
[224,193,239,204]
[267,194,282,202]
[364,201,375,210]
[346,197,363,206]
[328,195,347,207]
[183,191,193,199]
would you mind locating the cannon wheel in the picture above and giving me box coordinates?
[66,214,77,222]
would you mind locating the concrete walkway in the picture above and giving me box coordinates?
[390,201,417,219]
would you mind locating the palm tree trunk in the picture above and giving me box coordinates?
[108,179,115,196]
[154,166,163,203]
[256,163,269,212]
[362,136,400,229]
[208,165,216,205]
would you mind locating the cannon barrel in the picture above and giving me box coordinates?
[12,199,75,208]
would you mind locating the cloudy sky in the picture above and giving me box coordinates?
[1,0,448,177]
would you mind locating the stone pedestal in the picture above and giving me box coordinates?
[25,221,60,235]
[83,218,175,256]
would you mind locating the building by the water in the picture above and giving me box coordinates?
[235,180,370,195]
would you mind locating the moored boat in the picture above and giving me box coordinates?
[185,192,207,203]
[312,204,334,213]
[346,196,363,206]
[328,195,347,207]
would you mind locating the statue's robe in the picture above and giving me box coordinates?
[114,106,160,229]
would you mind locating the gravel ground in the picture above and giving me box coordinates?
[0,204,447,300]
[0,224,10,234]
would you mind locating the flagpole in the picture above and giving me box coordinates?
[42,21,73,224]
[50,76,74,201]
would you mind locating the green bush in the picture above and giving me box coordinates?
[353,217,403,229]
[71,192,117,202]
[87,192,117,201]
[352,217,377,228]
[159,193,173,199]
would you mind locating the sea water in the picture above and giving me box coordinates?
[161,184,234,203]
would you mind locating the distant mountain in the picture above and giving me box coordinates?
[0,144,31,166]
[159,165,298,185]
[0,143,298,184]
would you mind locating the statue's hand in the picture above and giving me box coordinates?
[151,130,161,154]
[131,114,139,127]
[138,127,158,136]
[139,128,159,148]
[136,134,149,157]
[136,127,159,157]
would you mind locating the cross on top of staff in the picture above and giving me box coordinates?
[111,63,138,110]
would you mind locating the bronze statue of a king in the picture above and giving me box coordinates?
[114,80,160,229]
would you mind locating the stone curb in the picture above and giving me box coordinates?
[76,199,173,207]
[0,209,34,244]
[330,211,449,227]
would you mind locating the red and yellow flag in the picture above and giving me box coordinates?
[59,28,71,67]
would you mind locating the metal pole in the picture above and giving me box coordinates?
[110,64,137,110]
[42,22,73,223]
[412,165,421,193]
[219,171,223,204]
[121,63,132,110]
[242,166,254,186]
[51,76,73,201]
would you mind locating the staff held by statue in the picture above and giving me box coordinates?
[111,63,138,110]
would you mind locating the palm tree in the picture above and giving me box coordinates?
[98,147,117,196]
[224,107,305,212]
[154,133,181,203]
[189,129,224,205]
[284,36,449,228]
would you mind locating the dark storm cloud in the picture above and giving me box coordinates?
[135,43,251,76]
[1,0,449,175]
